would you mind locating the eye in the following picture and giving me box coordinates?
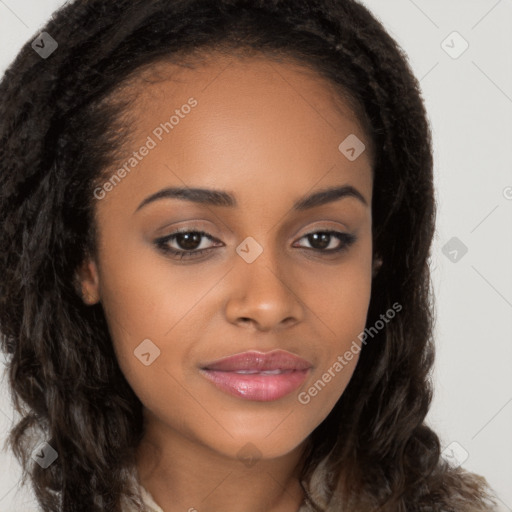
[154,228,357,262]
[293,230,357,253]
[154,229,221,260]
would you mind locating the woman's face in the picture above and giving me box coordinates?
[80,54,374,461]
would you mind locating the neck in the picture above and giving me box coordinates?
[135,412,308,512]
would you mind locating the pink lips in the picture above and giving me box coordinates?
[199,350,312,401]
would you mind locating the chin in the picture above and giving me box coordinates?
[202,424,310,463]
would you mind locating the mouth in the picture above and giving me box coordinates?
[199,349,312,402]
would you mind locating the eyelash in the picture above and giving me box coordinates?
[154,227,357,261]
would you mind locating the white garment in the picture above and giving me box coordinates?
[123,486,311,512]
[122,467,317,511]
[128,484,313,512]
[137,485,164,512]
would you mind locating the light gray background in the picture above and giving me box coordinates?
[0,0,511,510]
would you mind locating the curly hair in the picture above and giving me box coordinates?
[0,0,498,510]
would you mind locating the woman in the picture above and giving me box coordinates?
[0,0,498,510]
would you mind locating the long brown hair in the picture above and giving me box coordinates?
[0,0,497,510]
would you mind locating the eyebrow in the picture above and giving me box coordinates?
[134,184,368,214]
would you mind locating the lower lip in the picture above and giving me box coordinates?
[200,369,310,401]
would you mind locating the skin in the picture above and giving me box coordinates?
[78,54,375,512]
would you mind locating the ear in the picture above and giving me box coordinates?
[372,254,383,278]
[74,257,101,305]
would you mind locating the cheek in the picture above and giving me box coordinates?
[96,236,211,344]
[92,241,193,392]
[300,243,373,340]
[295,248,372,420]
[296,281,367,433]
[95,250,202,435]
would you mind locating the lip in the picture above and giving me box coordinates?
[199,350,312,402]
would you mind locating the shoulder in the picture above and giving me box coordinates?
[306,457,499,512]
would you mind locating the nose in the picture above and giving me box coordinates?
[224,243,305,331]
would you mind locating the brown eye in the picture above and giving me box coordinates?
[154,230,220,260]
[295,231,357,253]
[173,232,203,251]
[154,229,357,262]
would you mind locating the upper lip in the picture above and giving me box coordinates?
[201,349,313,372]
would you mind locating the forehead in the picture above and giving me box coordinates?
[121,52,372,154]
[98,53,373,210]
